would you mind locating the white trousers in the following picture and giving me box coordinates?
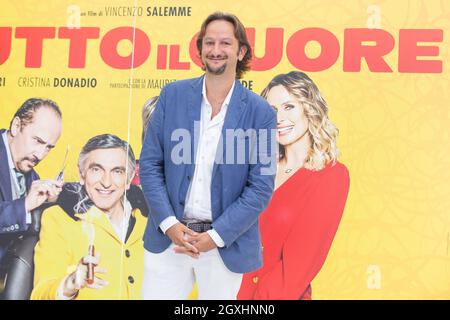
[142,244,243,300]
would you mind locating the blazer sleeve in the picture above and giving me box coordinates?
[1,170,40,233]
[139,87,176,228]
[0,198,28,233]
[213,104,277,247]
[31,208,73,300]
[253,164,350,299]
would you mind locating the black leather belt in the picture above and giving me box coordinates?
[181,220,212,233]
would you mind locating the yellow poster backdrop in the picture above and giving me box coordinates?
[0,0,449,299]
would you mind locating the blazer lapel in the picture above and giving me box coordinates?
[212,80,246,179]
[25,170,38,190]
[125,210,146,245]
[0,130,13,201]
[187,76,204,176]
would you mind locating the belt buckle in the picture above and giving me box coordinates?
[183,220,210,232]
[183,220,197,231]
[185,221,194,229]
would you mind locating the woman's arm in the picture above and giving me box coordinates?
[254,164,350,299]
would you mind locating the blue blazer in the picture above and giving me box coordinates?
[0,129,39,261]
[139,76,277,273]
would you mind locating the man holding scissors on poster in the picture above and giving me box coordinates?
[0,98,63,265]
[140,12,277,299]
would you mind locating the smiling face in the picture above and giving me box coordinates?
[200,19,247,77]
[80,148,132,214]
[266,85,310,146]
[9,107,62,173]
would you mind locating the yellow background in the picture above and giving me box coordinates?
[0,0,449,299]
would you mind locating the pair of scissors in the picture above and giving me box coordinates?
[41,145,70,205]
[55,145,70,182]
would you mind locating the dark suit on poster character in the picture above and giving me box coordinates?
[139,12,277,299]
[0,98,63,263]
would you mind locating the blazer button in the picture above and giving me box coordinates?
[252,276,259,284]
[125,249,130,258]
[128,276,134,284]
[187,175,191,181]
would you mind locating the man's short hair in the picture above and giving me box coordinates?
[9,98,62,130]
[78,134,136,181]
[196,12,252,79]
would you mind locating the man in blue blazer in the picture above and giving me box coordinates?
[0,98,63,265]
[140,12,277,299]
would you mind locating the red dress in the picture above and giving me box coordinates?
[237,162,350,300]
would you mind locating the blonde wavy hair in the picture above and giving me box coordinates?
[141,96,159,142]
[261,71,340,171]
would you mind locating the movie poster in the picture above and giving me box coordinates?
[0,0,449,301]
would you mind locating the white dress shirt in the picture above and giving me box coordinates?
[2,131,31,224]
[159,78,236,248]
[108,200,132,244]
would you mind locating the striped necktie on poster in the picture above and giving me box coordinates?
[14,169,27,198]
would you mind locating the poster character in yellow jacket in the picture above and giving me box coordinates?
[31,134,148,300]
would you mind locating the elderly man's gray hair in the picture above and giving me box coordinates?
[78,133,136,181]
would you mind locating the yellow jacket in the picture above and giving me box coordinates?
[31,205,146,300]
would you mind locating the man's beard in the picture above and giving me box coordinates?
[18,155,39,171]
[204,60,227,75]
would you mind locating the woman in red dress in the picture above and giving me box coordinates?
[238,71,350,300]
